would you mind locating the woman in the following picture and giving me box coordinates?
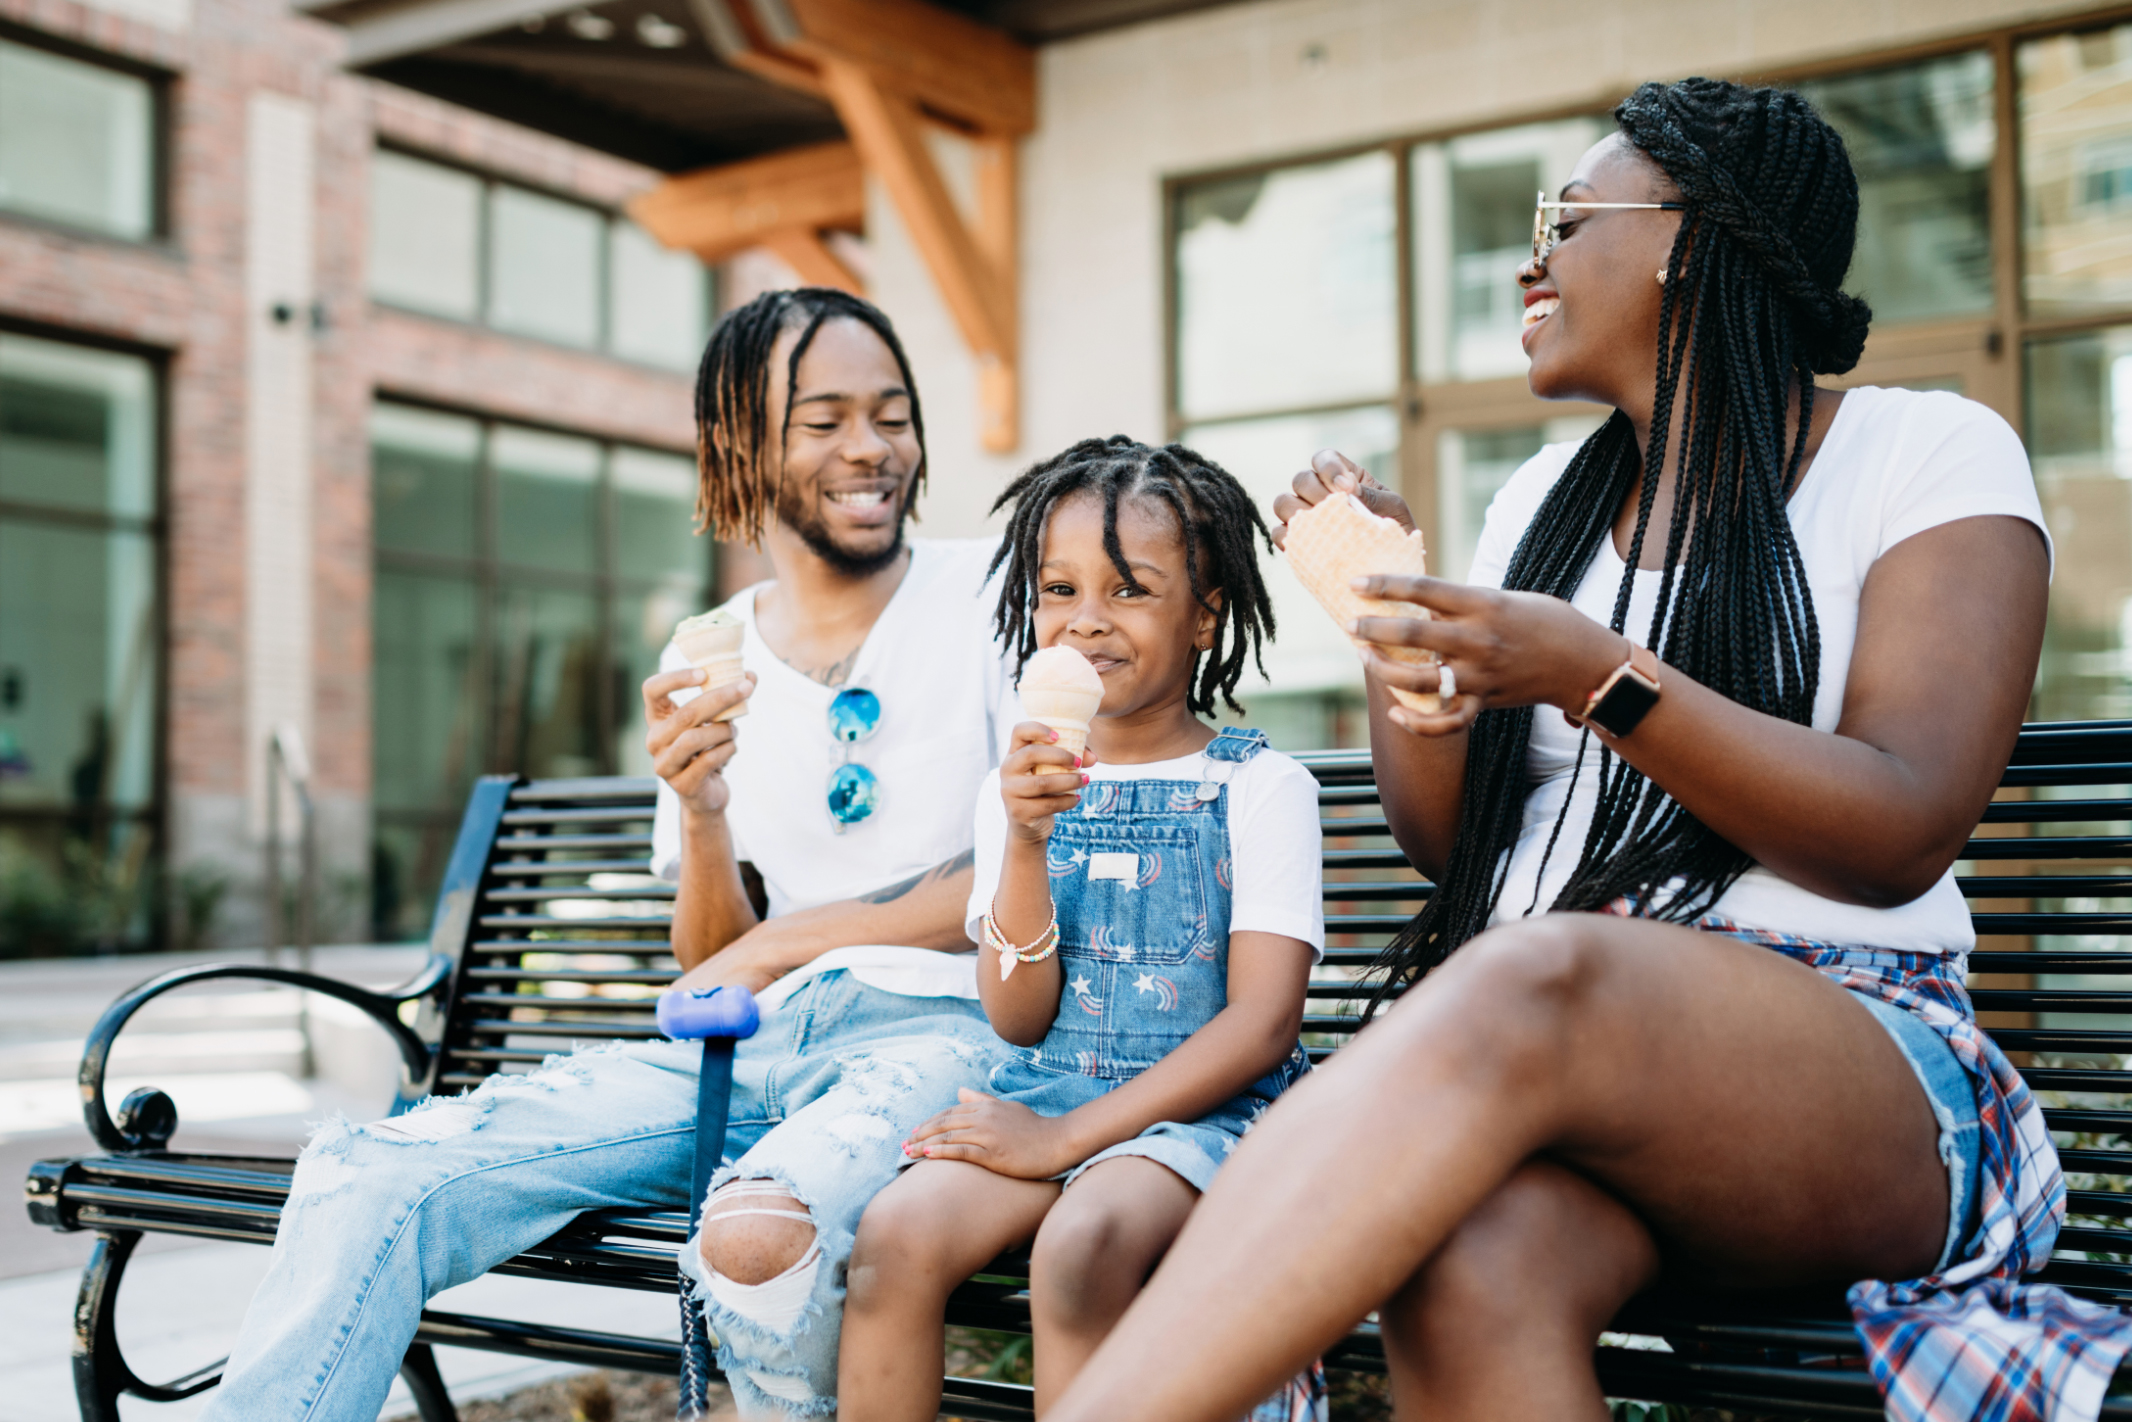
[1040,79,2104,1422]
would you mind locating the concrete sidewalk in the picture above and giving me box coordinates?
[1,946,681,1419]
[0,1236,682,1420]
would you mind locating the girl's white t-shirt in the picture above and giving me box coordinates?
[650,538,1015,1007]
[1468,386,2050,957]
[963,744,1327,961]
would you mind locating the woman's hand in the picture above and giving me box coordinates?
[1351,576,1630,737]
[642,668,757,816]
[1271,449,1414,550]
[903,1088,1080,1179]
[1001,720,1092,844]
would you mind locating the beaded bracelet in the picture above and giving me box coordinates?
[981,903,1060,981]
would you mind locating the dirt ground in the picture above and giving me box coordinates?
[384,1371,731,1422]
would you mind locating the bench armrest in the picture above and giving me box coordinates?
[78,957,453,1152]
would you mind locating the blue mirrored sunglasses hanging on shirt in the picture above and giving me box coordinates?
[826,686,882,831]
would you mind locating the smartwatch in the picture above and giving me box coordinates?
[1576,643,1662,738]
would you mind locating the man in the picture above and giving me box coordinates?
[203,288,1010,1420]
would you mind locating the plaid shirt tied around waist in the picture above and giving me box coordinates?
[1673,910,2132,1422]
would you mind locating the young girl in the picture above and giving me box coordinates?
[835,435,1326,1421]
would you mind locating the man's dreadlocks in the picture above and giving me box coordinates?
[691,287,927,544]
[988,435,1277,717]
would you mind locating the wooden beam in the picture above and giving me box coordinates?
[820,60,1008,353]
[698,0,1026,449]
[687,0,827,97]
[761,227,864,293]
[972,134,1018,451]
[750,0,1034,135]
[625,141,864,265]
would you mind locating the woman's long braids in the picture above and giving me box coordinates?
[1376,78,1873,1002]
[690,287,927,543]
[988,435,1277,717]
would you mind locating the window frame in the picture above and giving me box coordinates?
[1162,9,2132,582]
[368,143,714,373]
[368,392,711,825]
[0,21,171,245]
[0,316,170,945]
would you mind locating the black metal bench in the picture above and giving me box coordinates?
[26,720,2132,1420]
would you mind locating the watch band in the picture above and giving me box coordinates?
[1576,643,1662,737]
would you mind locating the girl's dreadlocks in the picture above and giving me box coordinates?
[988,435,1277,718]
[1377,78,1874,999]
[691,287,928,543]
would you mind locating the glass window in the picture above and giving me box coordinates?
[612,446,702,584]
[369,150,481,321]
[494,583,602,780]
[2026,326,2132,722]
[2020,24,2132,318]
[0,38,152,239]
[611,219,710,372]
[371,568,481,815]
[1798,52,1996,325]
[0,331,159,940]
[488,185,604,348]
[493,426,601,575]
[1414,120,1605,382]
[371,404,479,561]
[1434,418,1605,582]
[1175,152,1397,421]
[371,401,711,937]
[1181,405,1400,699]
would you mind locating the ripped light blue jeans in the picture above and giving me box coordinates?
[201,970,1005,1421]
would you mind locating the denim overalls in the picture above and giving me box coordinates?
[984,727,1311,1191]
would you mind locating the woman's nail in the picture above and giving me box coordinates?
[1343,618,1360,636]
[1080,774,1091,785]
[1334,474,1355,491]
[1349,577,1372,593]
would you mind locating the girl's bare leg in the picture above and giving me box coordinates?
[840,1160,1060,1422]
[1042,912,1949,1422]
[1384,1159,1659,1421]
[1028,1156,1198,1411]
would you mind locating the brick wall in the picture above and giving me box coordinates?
[0,0,700,946]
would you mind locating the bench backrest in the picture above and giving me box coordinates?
[415,721,2132,1306]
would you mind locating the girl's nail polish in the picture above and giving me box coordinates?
[1080,774,1090,785]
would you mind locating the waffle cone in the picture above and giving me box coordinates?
[671,612,749,722]
[1282,492,1441,714]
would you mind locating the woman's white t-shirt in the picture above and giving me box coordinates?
[1469,386,2050,957]
[650,537,1015,1007]
[963,746,1327,961]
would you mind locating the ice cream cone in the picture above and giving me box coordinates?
[672,609,750,722]
[1281,491,1442,714]
[1018,646,1104,760]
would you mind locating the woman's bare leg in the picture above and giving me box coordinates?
[839,1160,1059,1422]
[1042,912,1948,1422]
[1384,1159,1659,1421]
[1028,1156,1199,1411]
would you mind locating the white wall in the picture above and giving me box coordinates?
[875,0,2106,539]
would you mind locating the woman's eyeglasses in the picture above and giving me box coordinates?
[825,686,882,831]
[1531,192,1685,265]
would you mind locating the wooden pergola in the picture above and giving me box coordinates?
[304,0,1241,451]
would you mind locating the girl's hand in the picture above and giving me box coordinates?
[1349,576,1632,737]
[1001,720,1092,844]
[903,1088,1079,1179]
[642,669,758,815]
[1270,449,1415,550]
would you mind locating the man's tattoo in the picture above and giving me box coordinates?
[803,646,862,687]
[858,848,977,904]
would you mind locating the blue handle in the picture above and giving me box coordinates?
[658,985,761,1042]
[659,987,759,1233]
